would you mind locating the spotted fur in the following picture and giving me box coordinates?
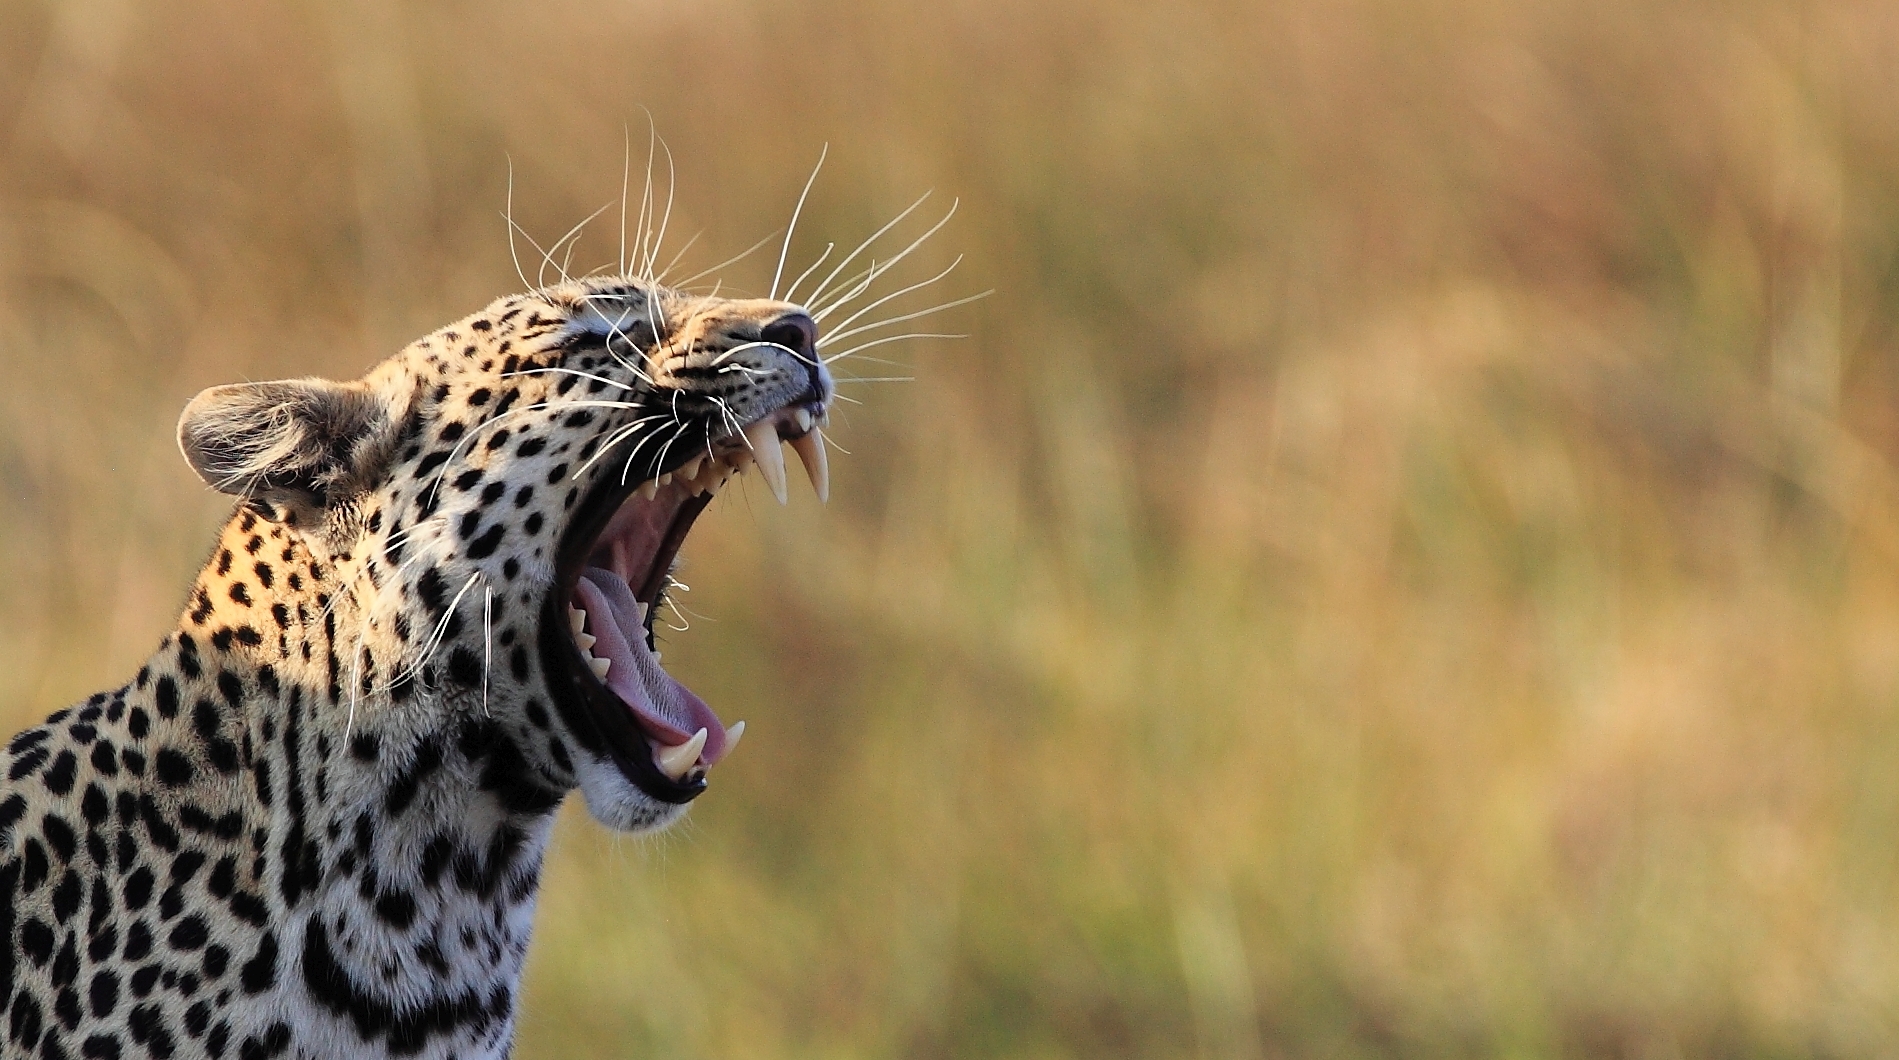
[0,278,830,1059]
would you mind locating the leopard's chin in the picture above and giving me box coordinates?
[537,399,831,807]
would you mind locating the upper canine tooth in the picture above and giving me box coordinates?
[656,728,708,780]
[746,421,789,505]
[588,657,611,679]
[569,607,587,635]
[790,430,829,503]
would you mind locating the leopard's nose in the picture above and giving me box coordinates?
[759,312,828,403]
[760,312,818,362]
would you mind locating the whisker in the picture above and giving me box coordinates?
[807,189,933,308]
[643,134,678,281]
[822,334,963,364]
[822,255,964,334]
[813,202,961,319]
[781,242,835,305]
[654,230,703,283]
[772,143,828,299]
[821,290,993,347]
[482,586,494,718]
[619,126,632,276]
[634,117,658,282]
[671,230,783,289]
[540,201,615,287]
[505,161,530,292]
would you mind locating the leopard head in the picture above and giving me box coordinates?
[175,277,833,832]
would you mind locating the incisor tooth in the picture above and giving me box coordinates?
[576,633,596,652]
[588,657,611,679]
[569,607,587,635]
[657,472,672,487]
[656,728,708,780]
[790,430,829,503]
[724,720,745,755]
[638,479,659,500]
[680,456,703,483]
[746,421,789,504]
[794,408,813,432]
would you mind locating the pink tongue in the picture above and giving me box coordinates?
[574,568,730,766]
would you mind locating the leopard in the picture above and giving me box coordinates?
[0,273,839,1059]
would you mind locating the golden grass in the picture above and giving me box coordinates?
[5,0,1899,1054]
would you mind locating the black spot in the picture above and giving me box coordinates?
[240,933,277,994]
[415,450,451,477]
[465,522,506,559]
[447,648,482,688]
[51,870,82,922]
[10,746,50,781]
[80,786,107,827]
[236,1021,290,1060]
[42,815,76,862]
[384,741,443,816]
[154,749,195,787]
[21,918,55,964]
[41,752,76,796]
[88,743,117,776]
[87,970,119,1019]
[373,890,417,930]
[168,916,209,951]
[416,568,448,614]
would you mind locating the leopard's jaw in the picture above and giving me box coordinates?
[0,274,835,1059]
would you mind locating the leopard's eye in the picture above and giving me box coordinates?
[604,319,659,353]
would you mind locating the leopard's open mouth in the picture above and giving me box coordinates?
[537,399,830,803]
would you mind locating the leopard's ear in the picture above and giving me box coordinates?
[178,378,388,510]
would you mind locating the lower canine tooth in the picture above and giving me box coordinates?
[656,728,708,780]
[588,657,611,679]
[724,720,745,755]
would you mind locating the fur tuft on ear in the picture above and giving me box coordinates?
[177,378,387,509]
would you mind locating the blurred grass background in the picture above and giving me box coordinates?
[3,0,1899,1055]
